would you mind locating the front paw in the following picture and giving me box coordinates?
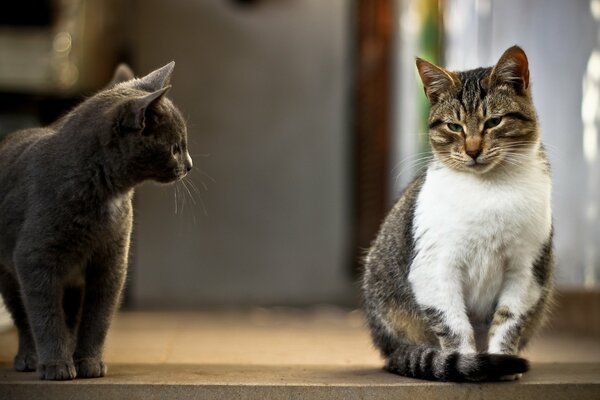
[75,358,107,379]
[14,351,37,372]
[38,360,77,380]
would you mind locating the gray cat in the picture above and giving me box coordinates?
[362,46,553,381]
[0,62,192,380]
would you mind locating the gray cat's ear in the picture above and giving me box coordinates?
[416,58,458,103]
[119,86,171,132]
[108,63,135,87]
[490,46,529,91]
[134,61,175,92]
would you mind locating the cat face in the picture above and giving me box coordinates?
[417,46,538,175]
[140,95,193,183]
[105,62,193,184]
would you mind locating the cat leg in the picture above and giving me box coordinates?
[63,285,84,349]
[73,240,128,378]
[488,260,546,357]
[489,236,553,356]
[494,290,550,382]
[409,260,476,353]
[0,269,37,371]
[487,290,538,381]
[487,252,552,381]
[15,260,77,380]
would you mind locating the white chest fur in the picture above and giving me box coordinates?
[408,160,552,322]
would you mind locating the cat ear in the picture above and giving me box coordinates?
[416,58,458,103]
[108,63,135,87]
[490,46,529,92]
[134,61,175,92]
[119,86,171,132]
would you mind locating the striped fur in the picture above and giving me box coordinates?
[386,344,528,382]
[362,46,553,382]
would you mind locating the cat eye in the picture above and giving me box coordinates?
[172,143,181,155]
[447,123,463,132]
[484,117,502,129]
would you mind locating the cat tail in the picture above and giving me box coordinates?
[385,343,529,382]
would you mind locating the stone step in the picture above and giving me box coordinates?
[1,310,599,399]
[1,363,599,400]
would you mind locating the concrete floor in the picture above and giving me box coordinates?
[1,309,599,399]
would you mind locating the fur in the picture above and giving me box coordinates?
[362,46,553,381]
[0,62,192,380]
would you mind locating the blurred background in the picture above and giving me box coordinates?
[0,0,598,328]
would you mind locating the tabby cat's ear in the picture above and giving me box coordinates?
[134,61,175,92]
[490,46,529,92]
[108,64,135,87]
[119,86,171,133]
[416,58,458,103]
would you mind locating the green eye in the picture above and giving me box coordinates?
[447,123,463,132]
[485,117,502,129]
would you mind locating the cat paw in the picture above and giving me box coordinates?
[75,358,107,379]
[14,352,37,372]
[499,373,523,381]
[38,360,77,380]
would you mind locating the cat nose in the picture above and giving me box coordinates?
[466,148,482,160]
[465,136,482,160]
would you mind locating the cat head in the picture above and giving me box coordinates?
[416,46,538,175]
[100,62,193,184]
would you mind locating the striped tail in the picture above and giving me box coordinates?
[385,343,529,382]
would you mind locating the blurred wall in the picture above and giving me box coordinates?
[129,0,353,306]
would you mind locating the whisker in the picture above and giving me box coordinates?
[392,155,435,184]
[179,183,186,214]
[181,179,197,206]
[500,153,534,162]
[181,182,187,214]
[198,179,208,191]
[186,177,206,193]
[394,158,435,175]
[500,157,524,167]
[497,145,532,149]
[194,167,215,183]
[184,177,208,217]
[182,179,199,224]
[392,151,435,167]
[412,161,433,176]
[392,152,437,168]
[173,186,176,215]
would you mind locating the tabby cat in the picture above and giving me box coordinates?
[0,62,192,380]
[362,46,553,381]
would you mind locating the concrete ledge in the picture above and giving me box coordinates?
[1,363,599,400]
[1,310,599,399]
